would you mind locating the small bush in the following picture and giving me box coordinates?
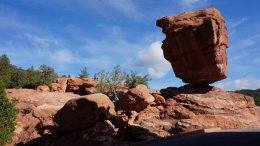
[23,105,33,114]
[0,80,16,145]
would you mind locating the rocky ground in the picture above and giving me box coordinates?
[5,84,260,146]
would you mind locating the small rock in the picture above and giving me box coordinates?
[119,84,155,112]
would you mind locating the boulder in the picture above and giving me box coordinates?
[49,83,62,92]
[36,85,50,92]
[119,84,155,112]
[84,87,96,94]
[156,8,229,85]
[82,78,98,87]
[53,94,115,131]
[55,77,69,92]
[67,78,84,86]
[55,77,69,85]
[151,93,166,105]
[66,78,84,92]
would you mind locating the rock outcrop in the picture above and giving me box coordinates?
[36,77,98,95]
[127,85,260,139]
[156,8,229,85]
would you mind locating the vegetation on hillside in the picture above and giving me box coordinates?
[0,54,58,89]
[0,80,16,145]
[96,65,151,101]
[234,89,260,106]
[0,54,152,94]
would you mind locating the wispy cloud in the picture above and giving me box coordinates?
[136,41,171,78]
[231,34,260,50]
[177,0,210,12]
[227,17,248,36]
[229,17,248,29]
[78,0,142,20]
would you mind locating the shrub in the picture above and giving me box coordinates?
[125,71,151,89]
[0,80,16,145]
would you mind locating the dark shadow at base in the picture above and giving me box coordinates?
[126,131,260,146]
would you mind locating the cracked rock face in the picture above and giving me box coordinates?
[156,8,229,85]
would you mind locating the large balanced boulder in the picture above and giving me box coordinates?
[119,84,155,112]
[156,8,229,85]
[53,94,115,131]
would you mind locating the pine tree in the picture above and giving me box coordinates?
[0,80,16,145]
[78,66,89,78]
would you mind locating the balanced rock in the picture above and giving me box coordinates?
[156,8,229,85]
[53,94,115,131]
[119,84,155,112]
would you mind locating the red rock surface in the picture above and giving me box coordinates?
[156,8,229,85]
[36,85,50,92]
[119,84,155,112]
[5,85,260,146]
[53,94,115,131]
[5,89,79,145]
[37,77,98,95]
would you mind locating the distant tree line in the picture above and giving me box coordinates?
[0,54,58,88]
[234,89,260,106]
[0,54,152,93]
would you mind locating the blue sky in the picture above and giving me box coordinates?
[0,0,259,90]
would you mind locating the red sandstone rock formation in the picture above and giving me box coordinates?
[119,84,155,112]
[53,94,115,131]
[36,77,98,95]
[156,8,229,85]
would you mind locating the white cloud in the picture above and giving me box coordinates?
[215,78,260,91]
[137,41,171,78]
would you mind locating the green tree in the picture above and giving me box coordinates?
[9,67,27,88]
[0,80,16,145]
[0,54,13,87]
[78,66,89,78]
[108,65,125,100]
[125,71,151,88]
[23,66,40,88]
[38,64,58,85]
[96,65,125,101]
